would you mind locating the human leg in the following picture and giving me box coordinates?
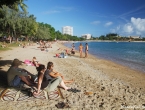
[63,79,74,84]
[45,77,60,92]
[19,76,35,86]
[45,76,70,92]
[80,51,83,58]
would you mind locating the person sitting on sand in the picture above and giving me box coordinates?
[22,43,26,48]
[32,57,39,67]
[65,49,69,55]
[45,62,74,84]
[33,64,73,96]
[71,48,75,55]
[49,42,52,48]
[7,59,35,88]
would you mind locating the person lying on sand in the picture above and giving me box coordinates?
[7,59,35,88]
[33,64,73,96]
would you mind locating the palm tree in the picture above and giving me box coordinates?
[11,0,27,13]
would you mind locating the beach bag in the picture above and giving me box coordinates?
[60,52,65,58]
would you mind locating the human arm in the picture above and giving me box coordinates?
[33,72,43,95]
[15,68,28,76]
[49,70,63,78]
[17,68,32,76]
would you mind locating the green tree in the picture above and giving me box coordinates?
[0,0,27,12]
[0,5,37,42]
[99,35,105,40]
[36,22,50,40]
[0,0,20,7]
[55,30,63,40]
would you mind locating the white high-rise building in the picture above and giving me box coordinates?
[62,26,73,36]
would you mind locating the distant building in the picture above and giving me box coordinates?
[62,26,73,36]
[129,36,141,39]
[81,34,91,39]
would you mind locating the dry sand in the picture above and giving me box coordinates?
[0,42,145,110]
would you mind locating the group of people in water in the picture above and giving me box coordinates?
[71,43,89,58]
[56,43,89,58]
[7,58,75,97]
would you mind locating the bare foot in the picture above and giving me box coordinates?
[64,79,74,84]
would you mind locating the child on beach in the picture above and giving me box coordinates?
[32,57,39,67]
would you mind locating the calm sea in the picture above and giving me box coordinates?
[64,41,145,73]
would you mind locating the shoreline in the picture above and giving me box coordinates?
[0,42,145,109]
[64,40,145,43]
[62,41,145,74]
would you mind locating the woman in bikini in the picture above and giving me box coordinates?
[79,43,83,58]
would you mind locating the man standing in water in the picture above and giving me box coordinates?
[85,43,88,58]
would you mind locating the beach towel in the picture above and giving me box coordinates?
[0,88,60,102]
[24,60,34,66]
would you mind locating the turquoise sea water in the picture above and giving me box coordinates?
[64,41,145,73]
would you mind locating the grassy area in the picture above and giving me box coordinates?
[0,42,21,52]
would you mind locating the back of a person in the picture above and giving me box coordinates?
[7,66,18,86]
[40,69,52,89]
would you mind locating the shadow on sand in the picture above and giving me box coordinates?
[0,70,8,88]
[0,60,13,88]
[0,60,12,67]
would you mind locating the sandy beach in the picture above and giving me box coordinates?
[0,42,145,110]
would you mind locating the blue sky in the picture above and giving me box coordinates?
[25,0,145,37]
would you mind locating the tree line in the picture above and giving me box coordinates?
[98,33,145,41]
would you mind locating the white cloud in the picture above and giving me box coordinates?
[105,22,113,27]
[91,21,100,25]
[131,17,145,32]
[42,10,60,14]
[123,23,134,33]
[112,17,145,36]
